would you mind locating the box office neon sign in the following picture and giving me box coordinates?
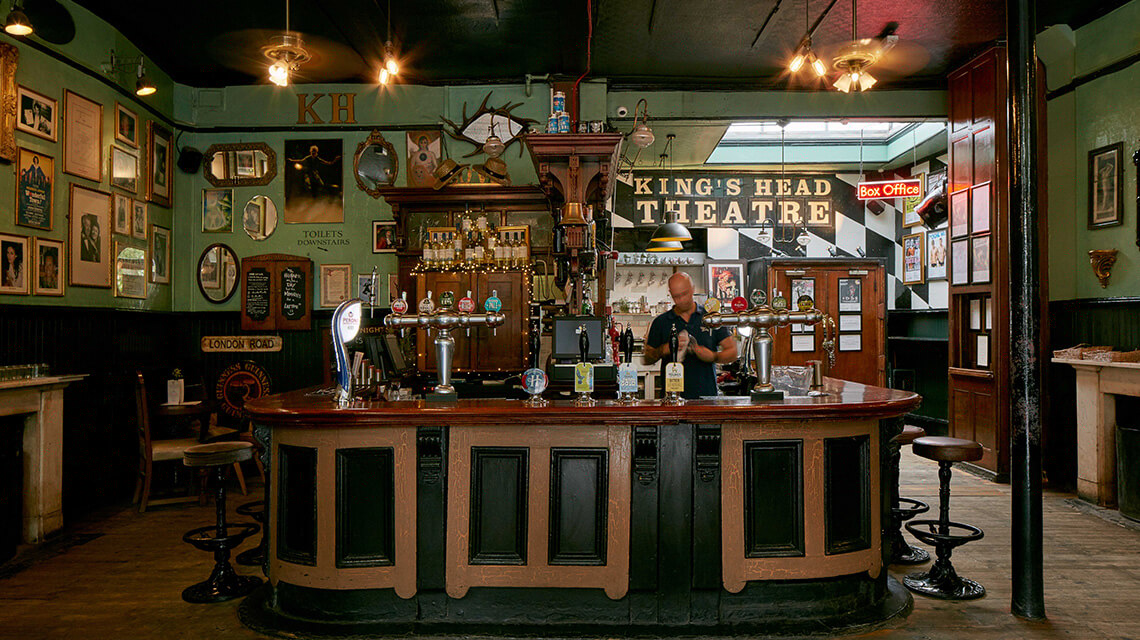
[857,179,922,200]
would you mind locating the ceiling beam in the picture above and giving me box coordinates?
[750,0,782,48]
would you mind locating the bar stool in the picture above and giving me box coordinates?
[903,436,986,600]
[181,442,262,603]
[235,500,266,568]
[891,425,930,565]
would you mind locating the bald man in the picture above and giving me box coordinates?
[643,272,737,399]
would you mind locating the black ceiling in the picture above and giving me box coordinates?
[70,0,1132,89]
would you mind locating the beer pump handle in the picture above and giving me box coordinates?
[579,324,590,364]
[622,326,634,363]
[669,324,680,364]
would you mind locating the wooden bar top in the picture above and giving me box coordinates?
[245,377,920,427]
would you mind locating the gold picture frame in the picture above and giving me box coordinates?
[16,84,55,143]
[68,184,112,288]
[0,44,17,162]
[146,121,173,208]
[319,263,352,308]
[33,237,64,296]
[0,232,29,295]
[114,102,138,148]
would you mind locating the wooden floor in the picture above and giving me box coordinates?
[1,453,1138,639]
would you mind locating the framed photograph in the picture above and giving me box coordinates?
[838,278,861,312]
[902,232,925,285]
[63,89,103,182]
[16,147,53,231]
[951,239,970,285]
[113,238,147,299]
[33,237,64,296]
[114,103,138,148]
[68,184,112,288]
[0,233,29,295]
[110,145,138,194]
[149,224,170,284]
[319,263,352,308]
[791,334,815,353]
[971,235,991,284]
[985,297,993,330]
[705,260,744,305]
[950,189,969,238]
[839,314,862,332]
[902,172,925,227]
[407,130,442,188]
[132,199,147,240]
[202,188,234,233]
[146,121,173,208]
[357,274,377,302]
[113,193,131,235]
[790,278,815,308]
[17,85,56,142]
[284,139,343,224]
[839,334,862,352]
[926,228,947,280]
[971,182,991,234]
[1088,142,1123,228]
[373,220,397,253]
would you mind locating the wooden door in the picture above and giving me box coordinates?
[474,271,528,372]
[768,260,885,387]
[417,271,472,372]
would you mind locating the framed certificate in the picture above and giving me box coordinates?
[63,89,103,182]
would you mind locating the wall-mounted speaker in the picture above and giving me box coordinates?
[177,147,203,174]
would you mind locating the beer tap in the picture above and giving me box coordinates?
[331,298,365,406]
[383,291,506,402]
[615,324,638,403]
[662,324,684,405]
[574,324,595,406]
[369,266,378,318]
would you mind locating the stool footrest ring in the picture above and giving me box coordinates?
[183,523,260,552]
[892,497,929,520]
[905,519,983,549]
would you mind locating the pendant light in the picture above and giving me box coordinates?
[378,0,401,85]
[832,0,878,92]
[264,0,309,88]
[4,0,31,36]
[787,0,827,78]
[647,134,690,251]
[482,116,505,158]
[629,99,655,149]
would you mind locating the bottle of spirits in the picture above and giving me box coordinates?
[518,231,529,265]
[453,224,464,268]
[485,226,497,266]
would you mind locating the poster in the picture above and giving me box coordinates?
[16,147,52,230]
[926,228,947,280]
[838,278,861,312]
[202,188,233,232]
[705,260,744,304]
[902,232,924,285]
[284,139,343,224]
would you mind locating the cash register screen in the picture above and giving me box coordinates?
[552,316,604,361]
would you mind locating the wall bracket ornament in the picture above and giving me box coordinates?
[1088,249,1118,289]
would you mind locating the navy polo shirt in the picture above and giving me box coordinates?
[646,306,731,399]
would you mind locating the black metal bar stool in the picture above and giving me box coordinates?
[891,425,930,565]
[181,442,262,603]
[903,436,986,600]
[235,500,266,568]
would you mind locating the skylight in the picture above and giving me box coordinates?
[721,120,916,144]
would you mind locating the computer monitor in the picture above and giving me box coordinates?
[552,315,605,361]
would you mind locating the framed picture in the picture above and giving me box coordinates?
[235,150,256,177]
[110,145,138,194]
[33,237,64,296]
[358,274,377,302]
[16,147,53,231]
[839,314,862,332]
[950,189,969,238]
[132,199,148,240]
[790,278,815,308]
[113,238,147,299]
[976,334,990,368]
[838,278,861,312]
[63,89,103,182]
[114,103,138,148]
[969,298,982,330]
[902,232,925,285]
[791,334,815,353]
[149,224,170,284]
[1088,142,1123,228]
[202,188,234,233]
[902,172,925,227]
[971,182,991,234]
[951,239,970,285]
[0,232,29,295]
[926,228,947,280]
[113,193,131,235]
[16,85,56,142]
[146,121,173,208]
[705,260,744,304]
[284,139,343,224]
[373,220,397,253]
[68,184,112,288]
[839,334,862,352]
[319,263,352,307]
[971,235,991,284]
[0,45,17,161]
[407,130,442,188]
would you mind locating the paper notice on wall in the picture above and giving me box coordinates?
[791,334,815,352]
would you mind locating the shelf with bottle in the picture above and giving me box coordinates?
[415,224,532,274]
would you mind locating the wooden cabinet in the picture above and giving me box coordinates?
[415,270,530,373]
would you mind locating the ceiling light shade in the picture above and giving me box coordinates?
[264,32,310,87]
[135,75,156,96]
[646,240,683,252]
[630,122,655,149]
[482,133,505,158]
[4,7,31,36]
[650,221,692,243]
[833,73,853,93]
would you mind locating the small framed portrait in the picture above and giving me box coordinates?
[16,85,56,142]
[33,237,64,296]
[202,188,234,232]
[951,239,970,285]
[132,199,148,240]
[114,103,138,148]
[1088,142,1123,228]
[110,145,138,194]
[705,260,745,305]
[149,224,170,284]
[0,233,30,295]
[235,150,256,177]
[319,263,353,308]
[971,182,991,234]
[971,235,991,284]
[113,193,131,235]
[926,228,947,280]
[69,184,112,288]
[373,220,397,253]
[16,147,54,231]
[838,278,861,312]
[902,232,925,285]
[950,189,969,238]
[146,121,173,208]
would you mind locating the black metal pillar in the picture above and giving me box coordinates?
[1007,0,1046,620]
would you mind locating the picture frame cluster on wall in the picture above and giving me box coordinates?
[948,181,991,286]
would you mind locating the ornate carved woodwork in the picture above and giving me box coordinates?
[1088,249,1118,289]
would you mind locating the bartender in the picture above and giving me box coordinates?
[643,272,738,398]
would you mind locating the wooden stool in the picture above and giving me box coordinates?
[180,442,262,603]
[235,500,266,569]
[890,425,930,565]
[903,436,986,600]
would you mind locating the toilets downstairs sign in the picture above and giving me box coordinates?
[615,171,859,230]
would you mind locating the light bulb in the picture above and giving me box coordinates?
[811,57,827,77]
[385,57,399,75]
[379,68,390,85]
[851,70,861,83]
[269,61,289,87]
[788,52,806,73]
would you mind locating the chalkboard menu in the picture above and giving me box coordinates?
[240,254,312,331]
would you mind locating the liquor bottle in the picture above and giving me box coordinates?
[421,232,429,268]
[485,225,496,266]
[425,234,435,270]
[453,224,464,268]
[518,231,529,265]
[495,230,506,267]
[510,232,521,268]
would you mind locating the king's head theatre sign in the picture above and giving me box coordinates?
[616,171,861,230]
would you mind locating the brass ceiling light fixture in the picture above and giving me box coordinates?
[264,0,309,87]
[787,0,827,78]
[647,134,691,251]
[4,0,31,36]
[101,50,158,97]
[378,0,401,85]
[832,0,879,92]
[482,116,505,158]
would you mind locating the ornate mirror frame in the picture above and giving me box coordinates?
[202,142,277,188]
[354,130,399,199]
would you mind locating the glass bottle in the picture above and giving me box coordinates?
[485,225,497,267]
[453,224,464,268]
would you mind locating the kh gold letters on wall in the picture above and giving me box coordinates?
[297,93,358,124]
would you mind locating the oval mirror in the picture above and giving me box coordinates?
[243,195,278,241]
[197,243,239,303]
[354,130,398,198]
[203,142,277,188]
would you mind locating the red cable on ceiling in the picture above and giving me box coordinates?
[573,0,593,107]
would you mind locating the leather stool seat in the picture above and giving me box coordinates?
[183,442,254,467]
[912,436,983,463]
[893,425,926,446]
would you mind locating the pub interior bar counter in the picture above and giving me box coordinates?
[240,374,920,636]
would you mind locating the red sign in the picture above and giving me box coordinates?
[731,297,749,312]
[856,179,922,200]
